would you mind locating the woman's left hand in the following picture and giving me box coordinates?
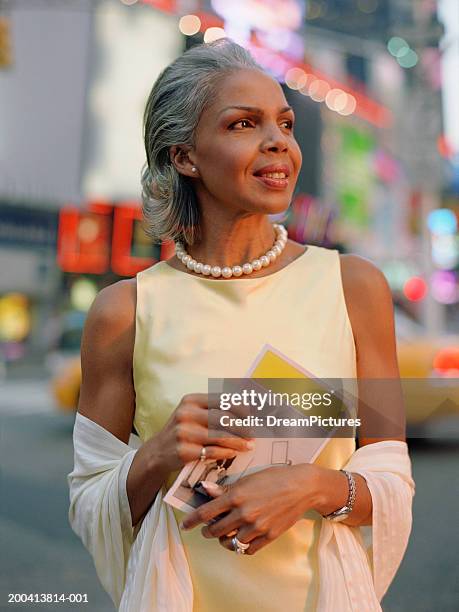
[180,463,321,555]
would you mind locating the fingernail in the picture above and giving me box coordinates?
[179,521,185,529]
[246,441,255,450]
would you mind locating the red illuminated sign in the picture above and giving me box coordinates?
[57,203,112,274]
[111,204,155,276]
[57,201,175,276]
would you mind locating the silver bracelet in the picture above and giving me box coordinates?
[322,469,356,521]
[340,469,356,511]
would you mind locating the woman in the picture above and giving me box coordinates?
[69,39,415,611]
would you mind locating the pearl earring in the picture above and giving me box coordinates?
[191,167,197,173]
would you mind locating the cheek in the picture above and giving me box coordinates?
[206,146,252,181]
[292,141,303,173]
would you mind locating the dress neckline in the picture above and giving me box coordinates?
[159,245,312,283]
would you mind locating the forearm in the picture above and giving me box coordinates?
[298,464,373,527]
[126,436,171,527]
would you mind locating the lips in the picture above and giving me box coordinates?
[253,163,291,189]
[253,164,291,178]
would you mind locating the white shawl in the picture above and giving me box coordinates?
[68,413,415,611]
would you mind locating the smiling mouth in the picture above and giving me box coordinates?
[258,172,288,179]
[253,173,290,189]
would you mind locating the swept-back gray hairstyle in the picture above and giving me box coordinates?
[141,38,263,246]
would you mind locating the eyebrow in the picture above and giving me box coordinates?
[218,105,294,117]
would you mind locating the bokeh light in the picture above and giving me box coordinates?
[204,27,226,43]
[337,94,357,116]
[431,270,459,304]
[323,88,357,115]
[179,15,201,36]
[427,208,458,234]
[433,346,459,372]
[298,76,314,95]
[437,134,455,159]
[0,293,31,342]
[431,233,459,269]
[387,37,409,58]
[77,217,100,242]
[285,67,308,90]
[398,49,418,69]
[403,276,428,301]
[308,79,330,102]
[325,88,346,111]
[70,278,98,312]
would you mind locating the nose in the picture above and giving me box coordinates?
[260,124,289,153]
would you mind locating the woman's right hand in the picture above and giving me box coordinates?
[152,393,254,474]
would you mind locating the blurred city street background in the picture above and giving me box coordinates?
[1,0,459,610]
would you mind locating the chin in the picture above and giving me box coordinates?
[254,199,291,216]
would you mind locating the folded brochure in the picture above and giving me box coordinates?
[164,344,343,513]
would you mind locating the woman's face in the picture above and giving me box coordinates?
[191,68,302,218]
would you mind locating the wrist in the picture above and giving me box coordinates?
[290,463,325,514]
[145,433,173,479]
[313,466,350,516]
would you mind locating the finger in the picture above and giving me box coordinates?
[181,407,255,447]
[217,532,255,554]
[216,381,266,419]
[218,534,236,552]
[201,509,242,540]
[199,484,243,539]
[208,409,255,441]
[181,492,232,530]
[180,443,239,464]
[179,393,233,423]
[240,535,273,556]
[181,393,211,409]
[207,391,253,415]
[183,393,228,411]
[182,423,253,452]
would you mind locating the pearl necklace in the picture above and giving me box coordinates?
[174,224,288,278]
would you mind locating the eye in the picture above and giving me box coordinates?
[229,118,254,129]
[281,119,294,130]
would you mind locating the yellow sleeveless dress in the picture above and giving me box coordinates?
[133,244,357,612]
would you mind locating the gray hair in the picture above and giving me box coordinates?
[141,38,263,246]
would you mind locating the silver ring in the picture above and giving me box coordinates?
[231,535,250,555]
[199,446,207,462]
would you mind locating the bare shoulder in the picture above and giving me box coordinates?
[86,278,136,335]
[339,253,390,297]
[82,278,137,365]
[89,277,137,318]
[78,278,137,441]
[339,253,398,375]
[339,253,393,320]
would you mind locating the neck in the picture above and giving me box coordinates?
[184,218,279,268]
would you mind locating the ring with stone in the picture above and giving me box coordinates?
[231,535,250,555]
[199,446,207,462]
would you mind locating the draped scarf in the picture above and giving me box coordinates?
[68,413,415,611]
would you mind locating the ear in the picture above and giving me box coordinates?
[169,145,198,177]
